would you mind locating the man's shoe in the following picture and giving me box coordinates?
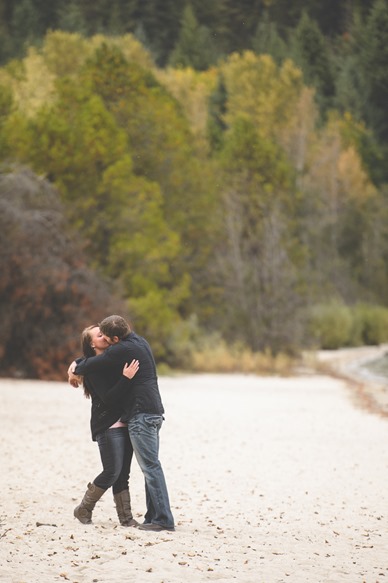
[137,523,175,532]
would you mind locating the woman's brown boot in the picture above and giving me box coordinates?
[114,489,138,527]
[74,482,106,524]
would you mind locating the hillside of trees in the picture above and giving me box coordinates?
[1,1,388,379]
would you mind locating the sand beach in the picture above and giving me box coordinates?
[1,353,388,582]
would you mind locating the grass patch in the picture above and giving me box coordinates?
[189,340,298,375]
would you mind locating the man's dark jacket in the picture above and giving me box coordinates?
[74,332,164,423]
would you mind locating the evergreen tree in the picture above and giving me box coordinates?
[135,0,186,66]
[57,1,87,34]
[334,53,364,121]
[333,10,386,184]
[207,74,228,150]
[214,0,262,54]
[360,0,388,144]
[33,0,62,30]
[267,0,350,37]
[290,12,335,114]
[67,0,113,34]
[0,0,12,64]
[169,4,218,71]
[10,0,41,56]
[252,11,287,64]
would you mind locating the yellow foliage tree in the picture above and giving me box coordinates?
[1,48,55,116]
[101,34,155,70]
[156,66,218,147]
[220,52,304,140]
[302,116,377,222]
[338,147,377,204]
[278,86,317,178]
[42,30,89,77]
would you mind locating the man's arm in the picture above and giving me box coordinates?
[68,359,139,403]
[100,376,131,405]
[103,377,133,405]
[72,350,115,376]
[94,360,139,405]
[72,341,138,376]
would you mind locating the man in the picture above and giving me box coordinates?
[68,315,175,532]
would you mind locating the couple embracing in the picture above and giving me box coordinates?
[68,315,175,532]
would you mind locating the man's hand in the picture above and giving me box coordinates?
[122,359,139,380]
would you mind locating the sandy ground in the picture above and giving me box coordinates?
[1,356,388,583]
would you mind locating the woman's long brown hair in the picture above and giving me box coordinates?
[80,325,98,398]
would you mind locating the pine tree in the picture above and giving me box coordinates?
[10,0,42,56]
[290,12,335,114]
[214,0,262,54]
[169,4,218,71]
[252,11,287,64]
[207,74,228,150]
[57,1,87,34]
[135,0,186,66]
[360,0,388,143]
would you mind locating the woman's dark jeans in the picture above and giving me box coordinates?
[94,427,133,494]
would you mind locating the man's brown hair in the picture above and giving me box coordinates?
[99,315,131,340]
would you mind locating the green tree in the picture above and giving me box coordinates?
[57,1,87,34]
[82,43,217,303]
[252,12,288,65]
[212,0,262,54]
[169,4,218,71]
[0,0,12,64]
[290,12,335,114]
[267,0,351,36]
[207,73,228,151]
[220,51,304,143]
[335,53,365,121]
[333,13,386,183]
[7,42,215,360]
[135,0,186,65]
[10,0,42,56]
[359,0,388,143]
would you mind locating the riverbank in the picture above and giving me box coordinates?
[314,343,388,417]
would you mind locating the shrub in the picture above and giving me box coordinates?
[354,303,388,345]
[0,167,127,380]
[306,302,352,349]
[306,301,388,350]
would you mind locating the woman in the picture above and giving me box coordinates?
[73,325,139,527]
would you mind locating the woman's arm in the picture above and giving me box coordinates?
[122,359,139,379]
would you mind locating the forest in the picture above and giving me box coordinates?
[1,0,388,379]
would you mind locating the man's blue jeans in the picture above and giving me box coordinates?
[128,413,174,528]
